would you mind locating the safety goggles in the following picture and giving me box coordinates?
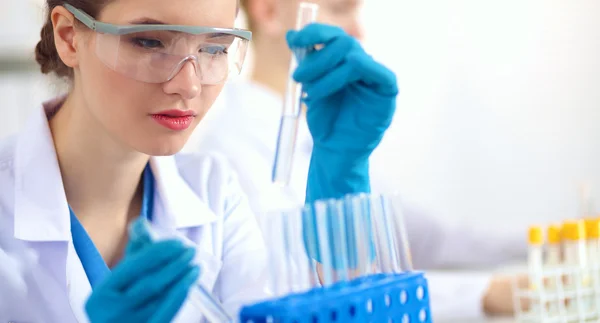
[64,4,251,85]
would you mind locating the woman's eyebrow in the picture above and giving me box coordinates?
[207,33,231,39]
[128,17,167,25]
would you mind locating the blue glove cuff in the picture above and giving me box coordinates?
[305,148,371,204]
[303,148,376,269]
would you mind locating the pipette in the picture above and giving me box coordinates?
[272,2,319,186]
[128,218,233,323]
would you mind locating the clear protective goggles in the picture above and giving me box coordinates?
[65,4,251,85]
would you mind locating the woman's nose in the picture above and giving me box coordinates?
[162,60,201,100]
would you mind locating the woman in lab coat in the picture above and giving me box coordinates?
[0,0,399,321]
[186,0,528,319]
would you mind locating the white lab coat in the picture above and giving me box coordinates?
[0,98,271,322]
[185,79,527,319]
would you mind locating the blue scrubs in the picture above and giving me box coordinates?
[69,164,155,288]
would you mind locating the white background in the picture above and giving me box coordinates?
[363,0,600,231]
[1,0,600,233]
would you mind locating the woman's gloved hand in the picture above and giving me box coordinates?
[287,24,397,267]
[287,23,398,203]
[85,239,200,323]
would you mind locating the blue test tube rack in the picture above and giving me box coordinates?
[239,271,432,323]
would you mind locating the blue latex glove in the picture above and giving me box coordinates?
[85,238,200,323]
[287,23,398,204]
[287,24,398,268]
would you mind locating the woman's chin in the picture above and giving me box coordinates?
[140,138,187,157]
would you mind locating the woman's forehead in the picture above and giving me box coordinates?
[100,0,238,28]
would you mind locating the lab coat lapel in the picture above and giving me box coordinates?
[13,101,71,242]
[150,157,222,276]
[149,156,218,229]
[13,102,82,322]
[149,156,224,321]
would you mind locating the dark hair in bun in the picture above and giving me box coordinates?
[34,0,110,78]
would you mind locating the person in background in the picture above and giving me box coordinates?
[186,0,528,318]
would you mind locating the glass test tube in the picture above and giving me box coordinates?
[562,220,588,314]
[265,210,290,296]
[128,219,233,323]
[371,195,406,274]
[348,194,372,276]
[584,218,600,315]
[314,199,335,286]
[544,224,562,316]
[265,207,319,297]
[379,194,414,272]
[527,226,544,315]
[545,225,563,267]
[311,193,413,287]
[271,2,319,185]
[584,218,600,271]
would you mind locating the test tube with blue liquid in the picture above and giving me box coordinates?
[314,193,414,287]
[272,2,319,186]
[263,193,414,297]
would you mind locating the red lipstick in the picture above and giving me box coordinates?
[151,109,196,131]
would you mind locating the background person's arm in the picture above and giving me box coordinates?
[398,202,527,270]
[426,271,528,320]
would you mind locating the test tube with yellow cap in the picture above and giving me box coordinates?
[528,225,544,315]
[562,220,589,313]
[584,218,600,269]
[544,224,562,315]
[528,226,544,290]
[584,218,600,313]
[546,224,562,267]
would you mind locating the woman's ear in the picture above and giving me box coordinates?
[51,6,79,69]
